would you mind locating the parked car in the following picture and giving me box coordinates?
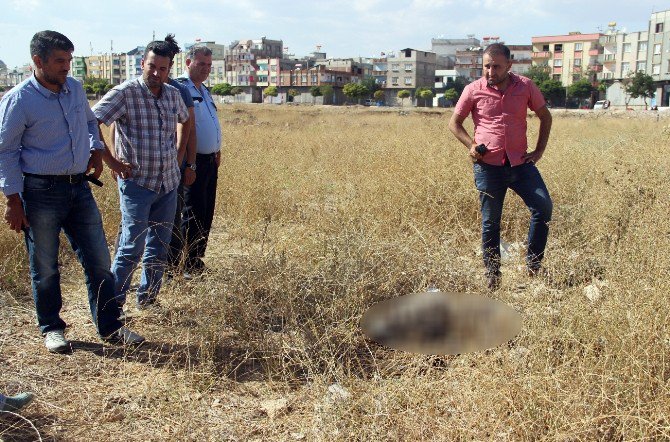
[593,100,610,110]
[364,99,375,106]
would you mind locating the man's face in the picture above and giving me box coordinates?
[33,49,72,87]
[141,51,171,90]
[187,53,213,84]
[483,52,512,87]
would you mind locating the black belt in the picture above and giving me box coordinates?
[196,152,217,158]
[23,172,85,184]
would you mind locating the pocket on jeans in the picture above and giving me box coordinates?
[23,176,54,192]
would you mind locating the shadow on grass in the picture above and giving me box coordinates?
[0,410,57,442]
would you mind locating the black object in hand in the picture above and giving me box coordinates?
[475,144,488,155]
[84,174,103,187]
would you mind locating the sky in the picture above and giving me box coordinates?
[0,0,664,68]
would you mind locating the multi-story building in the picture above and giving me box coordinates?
[86,53,126,85]
[597,29,648,81]
[0,60,8,87]
[431,37,480,69]
[531,33,603,86]
[648,9,670,106]
[225,37,283,101]
[124,46,144,81]
[70,56,87,82]
[6,64,32,86]
[434,69,458,106]
[508,45,533,75]
[454,47,482,81]
[385,48,436,90]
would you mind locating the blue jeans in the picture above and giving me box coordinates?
[473,162,552,275]
[21,175,122,336]
[112,179,177,306]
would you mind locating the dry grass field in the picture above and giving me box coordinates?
[1,104,670,441]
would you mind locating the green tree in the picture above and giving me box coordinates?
[342,82,368,104]
[373,89,385,104]
[525,65,551,85]
[567,79,594,106]
[320,84,334,104]
[309,85,322,103]
[415,87,434,107]
[624,71,655,109]
[288,88,300,103]
[397,89,411,106]
[211,83,233,96]
[538,80,565,107]
[361,77,379,95]
[444,88,459,105]
[83,78,113,98]
[451,76,470,96]
[264,86,278,102]
[231,86,244,102]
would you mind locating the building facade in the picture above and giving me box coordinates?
[531,33,603,86]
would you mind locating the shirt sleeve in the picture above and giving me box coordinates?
[76,82,104,151]
[92,86,126,126]
[453,84,474,118]
[527,80,546,112]
[178,84,194,108]
[176,93,189,123]
[0,93,26,195]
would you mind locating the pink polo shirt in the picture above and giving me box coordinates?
[454,73,546,166]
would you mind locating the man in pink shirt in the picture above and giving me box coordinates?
[449,43,553,290]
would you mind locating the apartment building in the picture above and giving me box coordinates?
[386,48,436,89]
[6,64,32,86]
[454,48,482,81]
[0,60,8,87]
[508,45,532,74]
[431,37,480,69]
[86,53,126,85]
[648,9,670,106]
[531,33,603,86]
[70,57,86,82]
[225,37,283,101]
[596,30,648,81]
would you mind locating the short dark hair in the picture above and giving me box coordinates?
[163,34,181,61]
[30,30,74,61]
[144,39,175,60]
[484,43,511,60]
[186,45,213,60]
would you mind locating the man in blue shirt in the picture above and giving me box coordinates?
[0,31,144,352]
[177,46,222,276]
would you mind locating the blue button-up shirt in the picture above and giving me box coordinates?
[0,76,103,196]
[178,76,221,155]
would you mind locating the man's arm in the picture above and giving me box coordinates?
[0,94,29,232]
[448,112,484,162]
[183,109,197,186]
[97,121,132,179]
[522,106,552,164]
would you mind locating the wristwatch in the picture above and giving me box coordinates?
[186,163,197,171]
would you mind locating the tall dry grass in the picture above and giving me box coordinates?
[1,105,669,440]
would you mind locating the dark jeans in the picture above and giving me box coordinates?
[167,177,186,269]
[473,161,552,275]
[21,175,122,336]
[181,153,218,271]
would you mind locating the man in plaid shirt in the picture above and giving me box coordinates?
[93,39,189,309]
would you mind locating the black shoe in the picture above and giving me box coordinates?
[486,272,502,291]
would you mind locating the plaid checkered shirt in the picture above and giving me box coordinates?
[93,78,189,193]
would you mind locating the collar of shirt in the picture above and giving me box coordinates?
[29,75,70,99]
[179,75,206,98]
[139,77,163,98]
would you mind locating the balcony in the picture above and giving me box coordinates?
[598,53,616,63]
[532,51,552,58]
[588,64,603,72]
[599,35,617,45]
[589,47,603,56]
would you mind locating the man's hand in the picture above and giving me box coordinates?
[184,168,196,186]
[86,150,104,179]
[522,149,544,164]
[4,194,28,233]
[107,158,133,180]
[469,143,483,162]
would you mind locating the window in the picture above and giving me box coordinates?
[623,43,631,53]
[552,74,561,81]
[391,76,399,84]
[404,64,413,71]
[391,63,399,72]
[638,41,648,52]
[621,62,630,75]
[554,44,563,52]
[637,61,646,72]
[654,43,661,55]
[574,43,583,51]
[652,64,661,75]
[542,44,550,51]
[554,59,563,67]
[404,77,412,85]
[656,23,664,33]
[572,74,581,82]
[574,58,582,66]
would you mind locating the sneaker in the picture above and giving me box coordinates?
[44,330,69,353]
[0,392,35,412]
[486,272,502,291]
[103,327,145,346]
